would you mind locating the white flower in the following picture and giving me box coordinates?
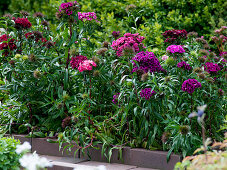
[73,165,106,170]
[16,141,31,154]
[19,152,52,170]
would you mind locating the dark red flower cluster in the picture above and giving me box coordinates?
[162,29,187,44]
[70,55,87,69]
[15,18,32,29]
[24,31,50,47]
[0,34,17,56]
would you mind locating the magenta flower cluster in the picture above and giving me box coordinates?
[204,62,221,74]
[112,93,120,104]
[219,51,227,56]
[140,88,156,100]
[111,33,145,57]
[58,1,79,16]
[181,79,201,94]
[177,61,192,70]
[70,55,87,69]
[78,12,99,22]
[166,45,185,54]
[132,51,164,73]
[162,29,187,44]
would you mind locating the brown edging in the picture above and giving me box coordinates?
[6,134,181,170]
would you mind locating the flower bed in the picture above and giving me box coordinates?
[0,0,226,166]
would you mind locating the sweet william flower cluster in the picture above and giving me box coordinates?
[166,45,185,54]
[181,79,201,94]
[58,1,80,16]
[204,62,221,74]
[78,60,97,72]
[140,88,156,100]
[111,33,145,57]
[70,55,88,69]
[14,18,32,29]
[177,61,192,70]
[78,12,100,22]
[132,51,164,73]
[0,34,17,56]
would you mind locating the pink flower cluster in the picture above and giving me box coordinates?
[181,79,201,94]
[14,18,32,29]
[70,55,87,69]
[78,12,99,22]
[78,60,97,72]
[111,33,145,57]
[204,62,221,74]
[166,45,185,54]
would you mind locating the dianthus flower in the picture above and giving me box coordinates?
[111,33,145,57]
[177,61,192,70]
[140,88,156,100]
[78,12,99,23]
[204,62,221,74]
[181,79,201,94]
[132,51,164,73]
[57,1,80,18]
[14,18,32,29]
[70,55,87,69]
[0,34,10,42]
[162,29,187,44]
[0,34,17,56]
[78,60,97,72]
[166,45,185,54]
[219,51,227,57]
[112,93,120,104]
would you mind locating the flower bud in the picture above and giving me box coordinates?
[58,133,63,139]
[82,93,88,99]
[165,57,175,66]
[179,125,190,135]
[218,89,224,96]
[93,70,100,77]
[161,132,171,143]
[57,103,64,109]
[96,48,108,56]
[62,93,70,101]
[61,116,71,128]
[198,56,206,63]
[199,49,209,56]
[103,41,109,48]
[141,73,149,81]
[33,70,42,79]
[15,53,21,59]
[22,55,28,60]
[29,54,36,62]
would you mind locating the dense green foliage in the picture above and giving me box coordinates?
[0,0,226,161]
[2,0,227,47]
[0,136,20,170]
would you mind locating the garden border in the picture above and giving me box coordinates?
[5,134,181,170]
